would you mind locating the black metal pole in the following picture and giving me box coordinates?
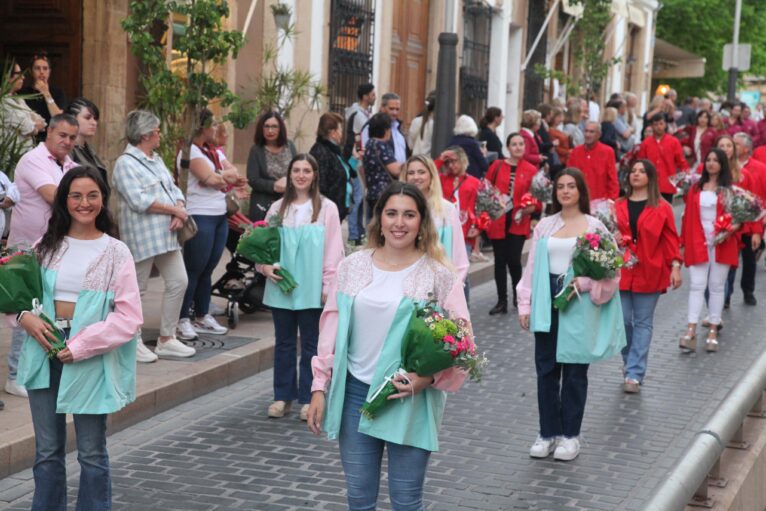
[431,32,458,159]
[727,68,738,103]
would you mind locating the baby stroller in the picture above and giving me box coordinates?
[210,213,266,329]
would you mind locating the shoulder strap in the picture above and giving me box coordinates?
[121,152,177,204]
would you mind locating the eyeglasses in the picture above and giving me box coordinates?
[263,124,280,131]
[442,158,457,165]
[67,192,102,204]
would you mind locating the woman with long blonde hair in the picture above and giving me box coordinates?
[401,155,468,282]
[308,182,471,509]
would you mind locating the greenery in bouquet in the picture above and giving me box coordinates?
[236,214,297,293]
[553,231,624,311]
[0,248,66,358]
[475,179,508,221]
[530,170,553,203]
[360,297,487,420]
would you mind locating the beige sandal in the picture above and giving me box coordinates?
[679,326,696,352]
[706,328,719,353]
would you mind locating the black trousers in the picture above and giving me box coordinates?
[534,275,589,438]
[491,234,526,302]
[740,234,759,295]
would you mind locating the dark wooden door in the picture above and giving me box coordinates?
[0,0,83,101]
[390,0,430,129]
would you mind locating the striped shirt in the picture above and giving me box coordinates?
[111,144,185,262]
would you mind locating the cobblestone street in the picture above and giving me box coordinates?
[2,261,766,510]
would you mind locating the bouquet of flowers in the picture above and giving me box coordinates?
[713,186,766,244]
[530,170,553,203]
[668,171,700,196]
[227,211,255,235]
[0,248,67,358]
[475,179,509,221]
[514,193,540,223]
[591,199,618,236]
[236,214,298,293]
[360,297,487,420]
[553,231,624,311]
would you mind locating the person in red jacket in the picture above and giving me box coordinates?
[753,144,766,165]
[567,121,620,203]
[485,133,541,314]
[520,109,544,168]
[615,160,682,393]
[680,148,739,353]
[638,113,689,203]
[440,145,480,304]
[731,132,766,305]
[679,110,718,168]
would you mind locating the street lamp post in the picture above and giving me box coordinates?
[431,32,459,158]
[727,0,742,102]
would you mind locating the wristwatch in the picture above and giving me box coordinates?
[45,96,55,105]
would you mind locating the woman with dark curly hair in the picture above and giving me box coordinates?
[16,166,142,510]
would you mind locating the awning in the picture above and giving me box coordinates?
[652,38,706,79]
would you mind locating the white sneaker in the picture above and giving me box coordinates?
[5,379,28,398]
[155,337,196,358]
[209,302,226,316]
[136,338,158,363]
[553,436,580,461]
[529,435,557,458]
[177,318,198,340]
[193,314,228,335]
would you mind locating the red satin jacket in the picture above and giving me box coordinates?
[567,142,620,201]
[615,198,680,293]
[637,134,689,195]
[681,186,739,267]
[484,159,540,239]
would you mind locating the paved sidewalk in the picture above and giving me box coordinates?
[2,260,766,509]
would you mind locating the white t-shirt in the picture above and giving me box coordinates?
[348,258,421,384]
[700,190,718,242]
[291,200,313,226]
[178,145,226,216]
[54,234,110,302]
[548,236,577,275]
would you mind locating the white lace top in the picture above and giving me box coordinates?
[54,235,110,302]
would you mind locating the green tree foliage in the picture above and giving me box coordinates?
[122,0,255,190]
[655,0,766,99]
[535,0,619,99]
[0,60,39,180]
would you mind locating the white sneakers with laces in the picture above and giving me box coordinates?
[553,436,580,461]
[177,318,199,341]
[529,435,557,458]
[193,314,228,335]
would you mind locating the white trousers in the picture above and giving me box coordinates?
[135,250,188,337]
[687,245,731,326]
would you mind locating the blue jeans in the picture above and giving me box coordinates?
[339,374,431,511]
[271,308,321,404]
[533,275,589,439]
[181,214,228,319]
[28,354,110,511]
[7,326,25,380]
[620,291,660,383]
[348,177,365,241]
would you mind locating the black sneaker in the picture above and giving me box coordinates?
[744,293,758,306]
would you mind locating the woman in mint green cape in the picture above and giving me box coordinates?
[516,168,624,463]
[307,183,470,511]
[256,154,345,421]
[17,167,142,511]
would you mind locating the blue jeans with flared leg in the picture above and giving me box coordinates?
[620,291,661,383]
[28,354,111,511]
[338,374,431,511]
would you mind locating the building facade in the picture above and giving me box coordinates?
[1,0,664,169]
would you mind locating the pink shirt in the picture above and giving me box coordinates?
[8,143,77,248]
